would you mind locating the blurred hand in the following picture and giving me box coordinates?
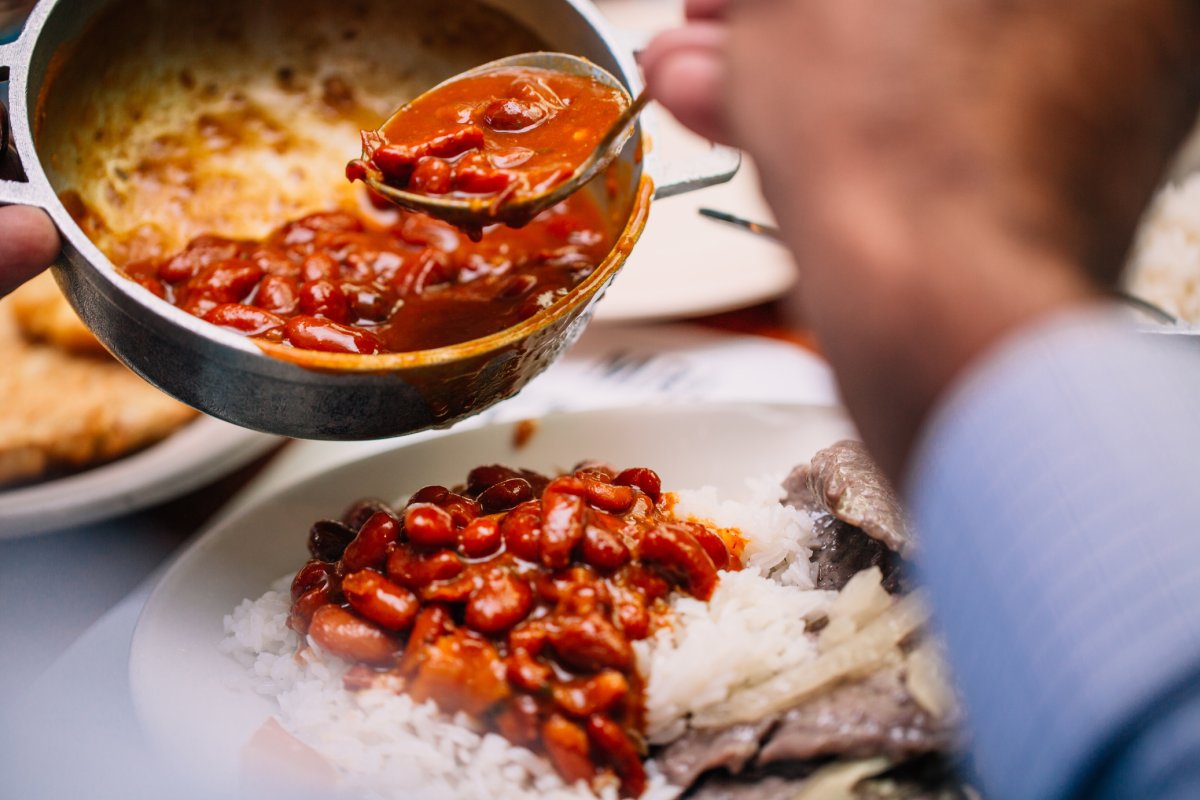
[0,205,59,297]
[644,0,1200,480]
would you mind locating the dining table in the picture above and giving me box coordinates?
[0,1,839,796]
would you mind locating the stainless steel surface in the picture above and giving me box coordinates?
[0,0,684,440]
[366,52,651,230]
[699,206,782,240]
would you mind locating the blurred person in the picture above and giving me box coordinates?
[643,1,1200,799]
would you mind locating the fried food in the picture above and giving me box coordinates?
[0,293,196,485]
[9,272,106,355]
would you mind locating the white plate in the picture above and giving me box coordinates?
[593,118,797,324]
[129,402,853,794]
[0,417,279,538]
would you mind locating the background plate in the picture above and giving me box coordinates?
[129,402,853,794]
[0,417,278,538]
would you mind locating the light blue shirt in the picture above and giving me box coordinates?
[909,309,1200,800]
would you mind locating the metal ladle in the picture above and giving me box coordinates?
[358,52,650,231]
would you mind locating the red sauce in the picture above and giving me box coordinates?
[290,463,744,797]
[117,195,612,354]
[348,66,627,211]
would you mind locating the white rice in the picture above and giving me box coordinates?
[1127,170,1200,323]
[221,474,833,799]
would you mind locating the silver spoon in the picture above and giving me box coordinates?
[357,52,649,231]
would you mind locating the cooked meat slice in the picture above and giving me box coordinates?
[756,667,954,766]
[854,755,975,800]
[811,516,903,593]
[784,441,911,554]
[656,717,777,788]
[685,774,811,800]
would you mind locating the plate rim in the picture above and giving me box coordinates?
[0,416,280,539]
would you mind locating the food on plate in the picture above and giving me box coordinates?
[1126,169,1200,323]
[222,446,975,799]
[0,290,196,485]
[348,66,628,222]
[9,273,106,355]
[116,195,613,354]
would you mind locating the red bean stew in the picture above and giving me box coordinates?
[289,462,745,797]
[347,66,628,211]
[116,196,612,354]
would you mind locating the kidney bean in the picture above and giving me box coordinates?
[408,485,450,506]
[542,714,595,787]
[477,477,534,514]
[548,614,633,672]
[459,517,502,558]
[386,547,463,589]
[454,153,514,195]
[250,248,296,278]
[465,572,534,634]
[421,126,485,159]
[130,273,167,299]
[409,157,453,194]
[682,523,732,571]
[541,491,585,569]
[501,501,542,562]
[291,559,332,601]
[418,572,478,604]
[397,604,453,675]
[344,282,392,321]
[284,316,381,354]
[340,498,395,531]
[466,464,526,495]
[159,237,241,282]
[614,593,650,640]
[288,583,332,633]
[187,259,263,304]
[343,569,419,631]
[178,293,219,318]
[586,714,646,797]
[640,524,719,600]
[439,493,481,528]
[300,252,339,283]
[256,274,299,314]
[495,694,541,746]
[298,278,350,322]
[583,481,635,514]
[404,503,457,548]
[308,519,358,562]
[613,467,662,502]
[370,144,419,183]
[308,605,398,665]
[483,98,549,132]
[580,525,630,571]
[572,460,618,481]
[508,618,549,656]
[203,303,284,335]
[617,564,671,603]
[552,670,629,718]
[506,648,552,693]
[341,510,400,572]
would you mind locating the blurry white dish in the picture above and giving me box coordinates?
[0,417,278,538]
[594,113,796,323]
[129,402,853,795]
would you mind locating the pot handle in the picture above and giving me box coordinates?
[0,45,37,205]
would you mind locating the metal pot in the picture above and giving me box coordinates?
[0,0,738,439]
